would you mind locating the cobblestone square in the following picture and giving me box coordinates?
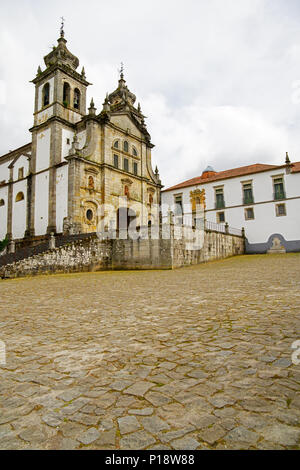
[0,254,299,450]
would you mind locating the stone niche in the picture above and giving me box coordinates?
[267,236,286,254]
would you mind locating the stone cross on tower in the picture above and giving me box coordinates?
[119,62,124,79]
[60,16,65,38]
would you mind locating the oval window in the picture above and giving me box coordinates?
[86,209,93,221]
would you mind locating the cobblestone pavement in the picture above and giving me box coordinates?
[0,254,299,450]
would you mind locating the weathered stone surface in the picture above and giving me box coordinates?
[199,424,227,445]
[171,436,200,450]
[260,425,300,447]
[120,431,156,450]
[125,381,154,397]
[128,408,154,416]
[77,428,101,445]
[224,426,259,446]
[140,416,170,434]
[42,414,62,428]
[0,254,300,451]
[118,416,140,435]
[18,426,48,444]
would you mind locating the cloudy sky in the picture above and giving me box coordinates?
[1,0,300,187]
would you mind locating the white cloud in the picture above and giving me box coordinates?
[144,94,290,187]
[1,0,300,188]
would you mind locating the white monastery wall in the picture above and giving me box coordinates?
[12,180,27,239]
[0,186,8,239]
[36,129,51,172]
[34,171,49,235]
[56,165,68,233]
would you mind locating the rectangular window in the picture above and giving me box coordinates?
[245,207,255,220]
[276,203,287,217]
[174,194,183,224]
[18,168,24,180]
[273,177,285,200]
[217,212,225,223]
[114,154,119,168]
[133,162,138,176]
[243,183,254,204]
[124,158,129,172]
[215,188,225,209]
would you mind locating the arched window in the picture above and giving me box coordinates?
[0,199,5,207]
[15,192,25,202]
[63,82,70,107]
[132,147,138,157]
[74,88,81,110]
[124,141,129,153]
[114,140,119,149]
[42,83,50,107]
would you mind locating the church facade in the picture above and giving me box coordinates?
[0,30,162,242]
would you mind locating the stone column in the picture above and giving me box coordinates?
[47,122,62,234]
[6,167,13,240]
[67,155,82,234]
[25,172,32,238]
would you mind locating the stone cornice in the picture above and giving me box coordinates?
[31,64,91,87]
[0,143,32,163]
[29,116,77,133]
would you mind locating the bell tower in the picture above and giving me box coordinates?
[28,22,90,236]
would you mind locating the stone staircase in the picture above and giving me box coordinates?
[0,233,97,269]
[0,233,112,279]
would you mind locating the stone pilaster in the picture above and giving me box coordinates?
[24,172,32,238]
[6,168,13,240]
[67,155,82,233]
[47,122,62,234]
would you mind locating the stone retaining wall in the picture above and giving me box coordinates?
[0,226,245,279]
[0,238,112,279]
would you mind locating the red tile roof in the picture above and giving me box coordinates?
[291,161,300,173]
[163,162,300,192]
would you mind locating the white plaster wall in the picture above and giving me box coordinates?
[12,180,27,239]
[62,129,74,160]
[61,129,86,161]
[37,77,55,110]
[286,171,300,198]
[0,158,12,183]
[56,165,68,233]
[0,186,8,240]
[35,172,49,235]
[36,129,51,172]
[12,155,29,181]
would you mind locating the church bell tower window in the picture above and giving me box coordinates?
[42,83,50,107]
[63,82,70,107]
[74,88,81,110]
